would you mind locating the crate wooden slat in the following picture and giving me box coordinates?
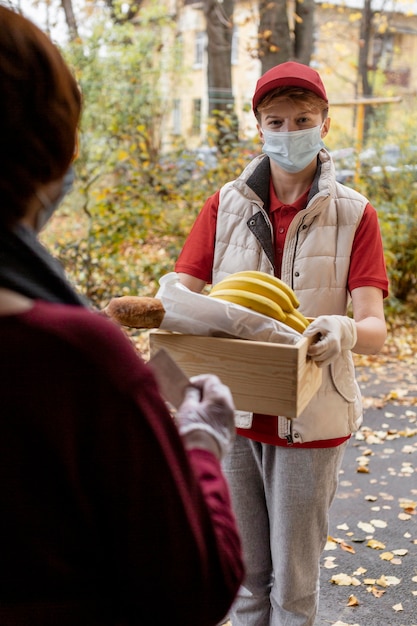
[149,331,322,418]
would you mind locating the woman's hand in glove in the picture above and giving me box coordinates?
[303,315,357,367]
[176,374,236,460]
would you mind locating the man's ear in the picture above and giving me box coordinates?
[257,123,264,143]
[321,117,331,138]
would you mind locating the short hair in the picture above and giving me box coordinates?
[255,87,329,124]
[0,5,82,224]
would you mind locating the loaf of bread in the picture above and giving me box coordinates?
[102,296,165,329]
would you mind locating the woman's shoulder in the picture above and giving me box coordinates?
[29,300,148,374]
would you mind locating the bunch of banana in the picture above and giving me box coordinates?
[208,270,310,333]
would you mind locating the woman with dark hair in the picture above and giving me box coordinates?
[0,7,243,625]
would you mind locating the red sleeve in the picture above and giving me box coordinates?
[187,449,244,605]
[175,190,220,283]
[348,203,389,297]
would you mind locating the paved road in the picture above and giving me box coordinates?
[316,361,417,626]
[222,359,417,626]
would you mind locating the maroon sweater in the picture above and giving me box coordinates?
[0,301,243,625]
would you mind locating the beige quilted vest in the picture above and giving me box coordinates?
[213,151,368,443]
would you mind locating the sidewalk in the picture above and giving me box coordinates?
[316,359,417,626]
[222,355,417,626]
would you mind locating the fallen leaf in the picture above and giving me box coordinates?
[330,573,361,586]
[392,548,408,556]
[398,512,412,520]
[347,594,359,606]
[380,551,394,560]
[371,586,386,598]
[324,538,338,551]
[340,541,356,554]
[370,519,387,528]
[403,507,417,515]
[392,602,403,611]
[367,539,385,550]
[358,521,375,534]
[379,575,401,586]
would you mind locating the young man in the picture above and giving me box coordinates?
[175,61,388,626]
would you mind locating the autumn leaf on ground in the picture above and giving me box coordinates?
[347,594,359,606]
[358,521,375,534]
[377,575,401,586]
[370,586,386,598]
[399,498,417,514]
[392,602,403,611]
[330,573,361,586]
[340,541,356,554]
[367,538,385,549]
[370,519,387,528]
[398,512,412,520]
[325,537,338,550]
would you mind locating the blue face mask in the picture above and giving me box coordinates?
[262,125,324,173]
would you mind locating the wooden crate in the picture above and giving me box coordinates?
[149,331,322,418]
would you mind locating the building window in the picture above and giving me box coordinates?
[192,99,201,135]
[194,31,205,67]
[172,99,181,135]
[371,32,394,70]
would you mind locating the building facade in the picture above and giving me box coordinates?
[164,0,417,148]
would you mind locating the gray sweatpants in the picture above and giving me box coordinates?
[222,435,348,626]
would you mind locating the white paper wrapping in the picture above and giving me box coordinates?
[156,272,301,345]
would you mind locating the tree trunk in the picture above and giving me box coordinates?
[358,0,373,141]
[258,0,291,74]
[204,0,238,148]
[60,0,78,41]
[204,0,234,115]
[294,0,315,64]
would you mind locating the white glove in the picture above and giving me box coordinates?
[303,315,357,367]
[176,374,236,459]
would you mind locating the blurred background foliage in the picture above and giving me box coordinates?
[41,14,416,325]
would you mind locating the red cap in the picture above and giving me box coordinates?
[252,61,328,112]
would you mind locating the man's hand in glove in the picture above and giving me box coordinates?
[303,315,357,368]
[176,374,236,460]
